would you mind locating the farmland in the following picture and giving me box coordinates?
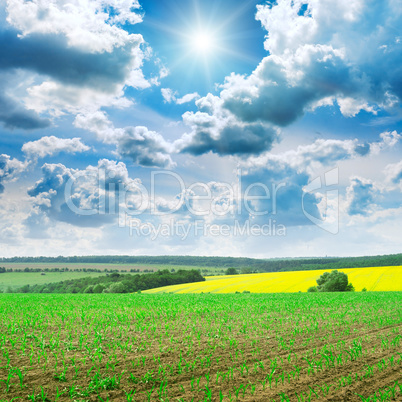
[0,271,109,293]
[0,264,221,292]
[145,266,402,294]
[0,292,401,401]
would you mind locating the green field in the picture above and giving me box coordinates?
[0,262,222,273]
[0,263,224,291]
[0,271,109,292]
[0,292,401,401]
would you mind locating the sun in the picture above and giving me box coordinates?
[191,31,214,54]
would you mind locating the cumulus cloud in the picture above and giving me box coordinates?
[161,88,176,103]
[0,30,142,89]
[0,0,161,127]
[0,29,144,117]
[175,44,349,156]
[0,154,26,194]
[175,94,279,156]
[241,134,388,176]
[175,0,402,157]
[337,97,377,117]
[22,136,91,160]
[221,45,353,126]
[346,177,378,216]
[274,138,361,167]
[254,0,402,113]
[26,159,145,227]
[236,130,400,224]
[115,127,175,168]
[74,111,175,168]
[5,0,143,53]
[370,131,401,154]
[176,93,200,105]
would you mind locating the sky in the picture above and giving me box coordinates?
[0,0,401,258]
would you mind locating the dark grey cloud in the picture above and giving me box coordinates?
[0,29,139,91]
[116,127,174,168]
[179,121,278,157]
[0,92,50,129]
[174,93,280,157]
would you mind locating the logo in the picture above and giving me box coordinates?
[302,168,339,234]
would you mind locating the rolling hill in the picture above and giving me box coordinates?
[144,266,402,293]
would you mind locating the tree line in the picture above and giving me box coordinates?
[0,267,151,273]
[12,269,204,294]
[1,253,401,273]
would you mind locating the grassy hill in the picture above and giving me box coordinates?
[0,271,107,292]
[0,264,222,291]
[0,262,220,273]
[144,266,402,293]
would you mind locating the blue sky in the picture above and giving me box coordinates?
[0,0,401,257]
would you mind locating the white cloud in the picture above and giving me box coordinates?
[74,110,117,144]
[0,0,159,127]
[0,154,26,194]
[242,138,365,176]
[161,88,176,103]
[22,136,91,159]
[256,0,365,56]
[175,0,402,157]
[337,97,377,117]
[25,80,134,117]
[370,131,401,154]
[254,0,402,116]
[161,88,200,105]
[6,0,143,53]
[176,92,200,105]
[127,69,152,90]
[384,160,402,185]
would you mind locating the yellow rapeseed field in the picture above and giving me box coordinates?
[144,266,402,294]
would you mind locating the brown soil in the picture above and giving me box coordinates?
[0,295,401,402]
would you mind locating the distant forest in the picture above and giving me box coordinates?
[14,269,204,294]
[1,253,401,273]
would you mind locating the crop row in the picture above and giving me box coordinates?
[0,292,401,401]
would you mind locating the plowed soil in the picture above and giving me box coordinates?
[0,292,401,401]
